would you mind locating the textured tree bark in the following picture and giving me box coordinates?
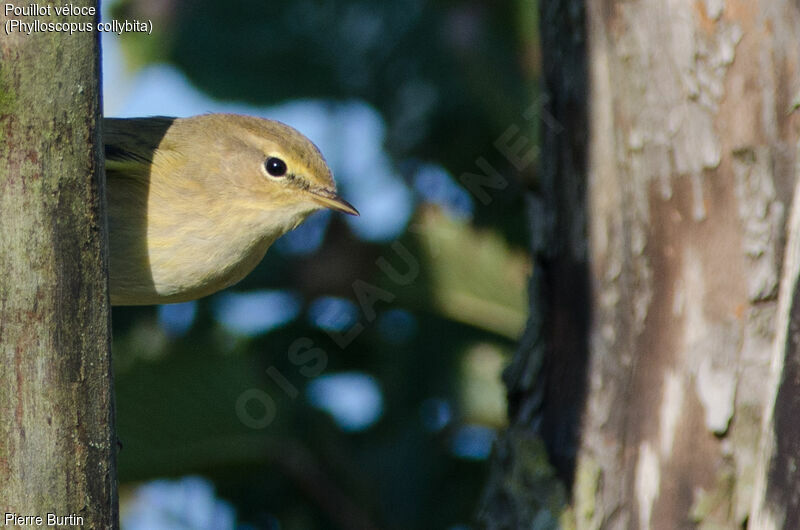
[0,3,117,527]
[581,2,800,527]
[480,1,800,529]
[751,162,800,530]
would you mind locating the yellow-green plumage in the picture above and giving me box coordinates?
[105,114,357,306]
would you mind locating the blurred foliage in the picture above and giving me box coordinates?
[110,0,538,528]
[111,0,537,244]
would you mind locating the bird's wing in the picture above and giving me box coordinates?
[104,117,176,178]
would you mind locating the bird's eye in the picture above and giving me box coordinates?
[264,157,287,177]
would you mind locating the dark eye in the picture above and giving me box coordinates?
[265,157,287,177]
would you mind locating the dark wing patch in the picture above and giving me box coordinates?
[104,142,153,164]
[104,117,176,164]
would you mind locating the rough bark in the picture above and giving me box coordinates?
[751,104,800,528]
[0,3,117,527]
[580,1,800,527]
[480,1,800,529]
[751,161,800,530]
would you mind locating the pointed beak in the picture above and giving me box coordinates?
[310,188,359,216]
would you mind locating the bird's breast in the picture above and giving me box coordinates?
[144,207,280,303]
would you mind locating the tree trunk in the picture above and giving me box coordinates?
[480,1,800,529]
[0,4,117,527]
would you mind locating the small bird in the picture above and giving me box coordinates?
[104,114,358,306]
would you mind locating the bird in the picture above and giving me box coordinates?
[104,113,358,306]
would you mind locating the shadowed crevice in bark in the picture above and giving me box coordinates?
[527,0,590,488]
[767,281,800,528]
[476,1,589,526]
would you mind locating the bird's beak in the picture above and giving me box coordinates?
[310,188,359,216]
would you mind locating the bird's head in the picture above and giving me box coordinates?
[167,114,358,228]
